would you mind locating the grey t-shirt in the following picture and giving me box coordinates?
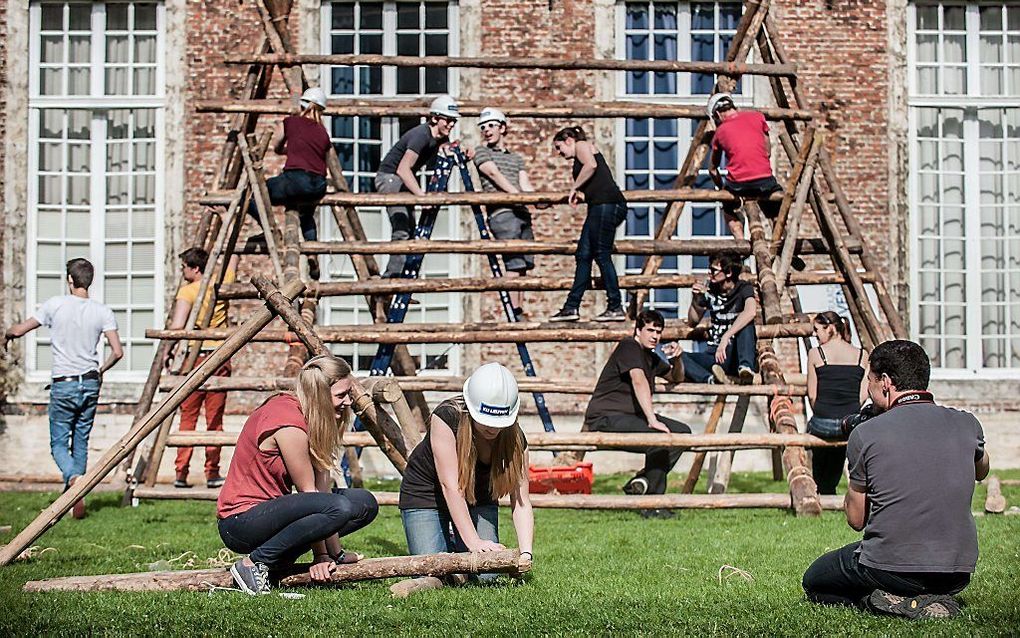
[33,295,118,377]
[377,123,444,175]
[474,145,526,216]
[847,395,985,573]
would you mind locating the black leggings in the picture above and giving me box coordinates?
[803,541,970,607]
[218,488,378,566]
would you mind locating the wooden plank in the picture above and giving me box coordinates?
[681,395,728,494]
[985,475,1007,514]
[745,203,783,324]
[707,395,752,494]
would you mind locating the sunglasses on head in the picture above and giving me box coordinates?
[709,266,725,274]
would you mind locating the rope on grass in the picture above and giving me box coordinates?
[717,564,754,585]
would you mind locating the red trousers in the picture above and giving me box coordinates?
[174,355,231,479]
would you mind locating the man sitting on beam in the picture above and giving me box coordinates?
[583,309,690,519]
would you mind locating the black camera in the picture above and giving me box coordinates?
[841,402,879,438]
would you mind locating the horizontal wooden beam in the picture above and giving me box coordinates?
[23,550,528,592]
[216,272,875,299]
[133,486,843,511]
[300,237,861,256]
[224,53,798,77]
[158,375,807,397]
[147,320,814,344]
[199,188,783,208]
[194,98,814,121]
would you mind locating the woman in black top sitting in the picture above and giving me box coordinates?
[549,126,628,323]
[806,311,870,494]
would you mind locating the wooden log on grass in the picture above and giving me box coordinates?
[22,550,529,593]
[0,279,307,567]
[985,475,1007,514]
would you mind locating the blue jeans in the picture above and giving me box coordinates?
[218,488,379,567]
[48,378,101,485]
[246,169,327,241]
[402,505,500,582]
[681,323,757,382]
[564,202,627,311]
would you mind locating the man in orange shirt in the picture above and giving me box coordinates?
[165,248,238,489]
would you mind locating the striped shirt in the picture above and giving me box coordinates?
[474,145,526,215]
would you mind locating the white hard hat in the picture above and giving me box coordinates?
[462,362,519,429]
[429,94,460,119]
[300,87,327,110]
[707,93,735,119]
[478,107,507,127]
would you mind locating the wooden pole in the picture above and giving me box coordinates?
[22,550,530,593]
[195,98,814,121]
[706,395,752,494]
[238,134,286,280]
[367,377,423,450]
[681,395,727,493]
[772,128,820,245]
[774,134,824,287]
[984,475,1007,514]
[745,203,783,324]
[0,280,307,566]
[200,187,781,208]
[224,52,795,76]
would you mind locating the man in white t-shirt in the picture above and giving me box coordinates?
[4,258,123,518]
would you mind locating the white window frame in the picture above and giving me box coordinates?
[25,1,166,382]
[318,1,462,375]
[907,1,1020,378]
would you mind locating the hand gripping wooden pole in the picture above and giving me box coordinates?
[0,279,307,567]
[249,276,411,473]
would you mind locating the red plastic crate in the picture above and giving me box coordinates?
[528,462,594,495]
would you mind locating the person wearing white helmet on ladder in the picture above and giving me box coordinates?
[707,93,784,240]
[375,94,463,278]
[397,362,534,591]
[473,107,540,318]
[247,86,332,279]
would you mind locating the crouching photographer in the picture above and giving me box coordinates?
[802,340,990,620]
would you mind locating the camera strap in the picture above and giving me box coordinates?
[889,391,934,409]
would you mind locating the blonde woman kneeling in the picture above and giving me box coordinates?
[217,355,379,595]
[399,363,534,581]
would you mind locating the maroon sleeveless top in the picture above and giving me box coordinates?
[217,394,308,518]
[282,115,331,176]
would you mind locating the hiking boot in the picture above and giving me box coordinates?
[206,476,225,489]
[738,366,755,385]
[711,364,729,384]
[866,590,962,620]
[230,558,271,596]
[639,508,676,520]
[307,256,320,281]
[594,307,627,322]
[67,475,86,520]
[622,476,649,496]
[173,478,191,489]
[549,307,580,322]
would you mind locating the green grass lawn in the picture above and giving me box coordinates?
[1,471,1018,636]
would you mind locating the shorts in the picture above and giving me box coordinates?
[488,207,535,273]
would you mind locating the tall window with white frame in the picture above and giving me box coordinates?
[28,1,164,379]
[321,1,460,373]
[909,2,1020,372]
[618,0,745,318]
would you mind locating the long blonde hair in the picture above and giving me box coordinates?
[299,102,324,125]
[450,401,527,505]
[295,354,352,471]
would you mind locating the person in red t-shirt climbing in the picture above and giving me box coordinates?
[707,93,783,239]
[247,86,333,279]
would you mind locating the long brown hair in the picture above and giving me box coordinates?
[553,125,587,142]
[814,311,852,342]
[450,401,527,505]
[295,354,352,471]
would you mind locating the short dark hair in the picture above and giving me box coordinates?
[66,258,94,289]
[179,247,209,272]
[869,340,931,391]
[635,309,665,331]
[710,252,743,282]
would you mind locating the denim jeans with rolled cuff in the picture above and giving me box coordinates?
[680,323,758,383]
[48,377,101,486]
[401,504,500,582]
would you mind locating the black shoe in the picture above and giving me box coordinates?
[173,479,191,489]
[622,476,649,496]
[206,476,225,489]
[230,559,271,596]
[511,306,525,322]
[865,590,962,619]
[738,366,755,385]
[791,256,807,272]
[639,508,676,520]
[307,256,320,281]
[549,307,580,322]
[594,307,627,322]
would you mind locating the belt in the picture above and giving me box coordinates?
[51,370,100,383]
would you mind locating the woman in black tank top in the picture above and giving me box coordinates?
[806,312,870,494]
[549,126,629,323]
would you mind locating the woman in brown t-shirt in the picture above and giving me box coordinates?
[217,355,378,595]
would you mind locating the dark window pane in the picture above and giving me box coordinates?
[720,2,741,30]
[691,205,717,235]
[332,66,354,94]
[359,117,382,138]
[135,3,157,29]
[627,33,648,60]
[107,4,128,30]
[336,142,354,171]
[693,255,710,269]
[397,33,419,55]
[654,34,676,60]
[332,116,354,138]
[654,5,677,29]
[627,206,650,235]
[358,176,374,193]
[626,255,644,270]
[654,142,677,170]
[359,67,382,93]
[398,116,423,134]
[627,118,649,137]
[359,143,380,171]
[361,2,383,29]
[692,3,714,30]
[68,3,91,30]
[425,3,447,28]
[626,4,647,29]
[361,33,382,54]
[397,67,419,94]
[332,3,355,29]
[41,4,63,30]
[653,118,676,137]
[425,34,447,55]
[628,141,649,170]
[397,3,419,29]
[424,67,447,93]
[653,72,676,94]
[654,173,675,190]
[693,34,714,61]
[692,72,713,94]
[626,173,649,190]
[628,71,649,94]
[719,34,734,61]
[332,34,354,54]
